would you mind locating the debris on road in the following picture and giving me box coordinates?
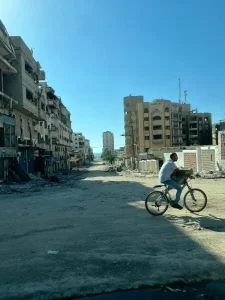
[0,169,88,195]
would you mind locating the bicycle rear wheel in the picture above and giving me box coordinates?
[184,188,207,212]
[145,191,169,216]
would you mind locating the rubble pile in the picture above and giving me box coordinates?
[0,169,88,195]
[196,170,225,179]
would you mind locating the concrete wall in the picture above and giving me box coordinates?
[162,146,219,173]
[183,150,197,171]
[218,132,225,170]
[139,159,159,173]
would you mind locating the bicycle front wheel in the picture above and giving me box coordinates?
[184,188,207,213]
[145,191,169,216]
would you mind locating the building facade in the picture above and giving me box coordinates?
[71,132,92,165]
[103,131,114,152]
[0,21,18,178]
[212,119,225,145]
[124,95,212,156]
[0,20,76,178]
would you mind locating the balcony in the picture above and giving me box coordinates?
[50,125,59,131]
[46,86,55,94]
[165,129,170,135]
[190,134,198,138]
[0,54,17,74]
[48,99,59,109]
[153,129,162,135]
[39,70,45,80]
[52,138,59,145]
[39,109,46,121]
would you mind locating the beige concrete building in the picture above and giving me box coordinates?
[42,83,72,160]
[0,21,18,178]
[103,131,114,152]
[0,20,73,176]
[124,95,212,156]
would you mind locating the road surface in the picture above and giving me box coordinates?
[1,162,225,299]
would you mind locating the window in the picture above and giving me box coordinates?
[144,126,149,131]
[165,107,169,112]
[153,115,161,121]
[144,117,149,121]
[26,89,33,101]
[166,126,170,129]
[25,61,33,75]
[26,89,37,106]
[144,108,149,113]
[165,117,170,121]
[145,136,150,140]
[166,135,170,139]
[153,125,162,130]
[41,102,45,111]
[153,135,162,140]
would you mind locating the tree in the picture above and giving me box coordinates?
[87,147,94,161]
[101,149,116,164]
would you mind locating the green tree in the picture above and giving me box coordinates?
[87,147,94,161]
[101,149,116,164]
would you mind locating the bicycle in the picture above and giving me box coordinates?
[145,177,207,216]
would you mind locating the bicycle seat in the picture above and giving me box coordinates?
[153,184,166,188]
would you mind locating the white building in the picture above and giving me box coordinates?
[71,132,85,152]
[71,133,92,160]
[103,131,114,152]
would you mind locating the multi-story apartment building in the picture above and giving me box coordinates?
[0,20,73,177]
[0,21,18,178]
[212,119,225,145]
[183,112,212,146]
[71,133,93,164]
[3,36,46,172]
[103,131,114,152]
[124,95,212,156]
[40,83,72,160]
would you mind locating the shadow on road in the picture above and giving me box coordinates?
[1,168,225,300]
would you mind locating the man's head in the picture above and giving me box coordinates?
[170,153,178,162]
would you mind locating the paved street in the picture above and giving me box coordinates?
[1,162,225,299]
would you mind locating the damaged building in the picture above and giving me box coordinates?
[0,20,73,179]
[0,21,17,179]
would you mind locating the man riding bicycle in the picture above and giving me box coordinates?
[159,153,183,210]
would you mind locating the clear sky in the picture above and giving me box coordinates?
[1,0,225,152]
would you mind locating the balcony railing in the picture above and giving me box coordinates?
[52,138,59,145]
[50,125,59,131]
[48,99,59,108]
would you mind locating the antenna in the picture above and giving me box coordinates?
[184,90,187,103]
[178,78,181,103]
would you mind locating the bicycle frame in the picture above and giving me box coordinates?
[162,179,194,202]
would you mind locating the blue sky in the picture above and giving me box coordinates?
[1,0,225,152]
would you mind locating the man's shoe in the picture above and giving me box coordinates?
[170,201,183,210]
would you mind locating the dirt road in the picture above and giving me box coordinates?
[1,162,225,299]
